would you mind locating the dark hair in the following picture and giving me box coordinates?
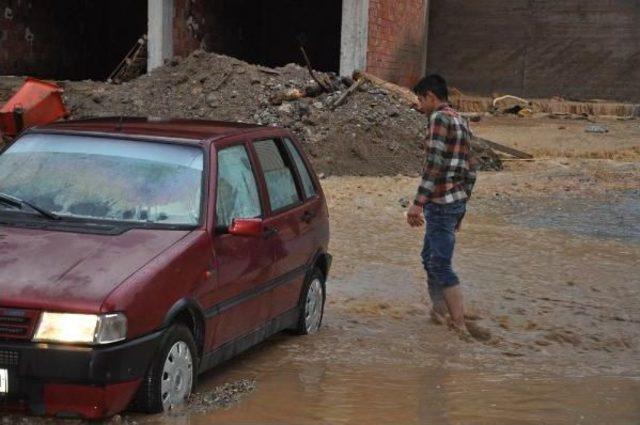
[413,74,448,101]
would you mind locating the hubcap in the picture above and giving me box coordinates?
[305,278,324,333]
[161,341,193,411]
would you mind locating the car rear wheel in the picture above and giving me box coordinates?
[294,268,326,335]
[129,324,198,413]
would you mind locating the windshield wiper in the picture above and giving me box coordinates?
[0,192,60,220]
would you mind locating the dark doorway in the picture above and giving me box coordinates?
[0,0,146,81]
[200,0,343,73]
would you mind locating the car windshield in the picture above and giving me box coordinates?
[0,133,204,226]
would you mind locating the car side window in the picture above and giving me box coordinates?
[284,138,316,199]
[253,139,301,212]
[216,145,262,227]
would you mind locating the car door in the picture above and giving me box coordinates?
[207,142,273,349]
[251,137,318,319]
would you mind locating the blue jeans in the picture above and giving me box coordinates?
[421,200,466,303]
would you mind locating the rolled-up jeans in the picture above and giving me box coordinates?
[421,200,466,304]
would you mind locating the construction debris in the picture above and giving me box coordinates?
[107,35,147,84]
[331,78,365,110]
[4,51,502,175]
[474,137,533,159]
[353,70,419,107]
[0,78,69,138]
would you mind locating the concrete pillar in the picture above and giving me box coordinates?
[147,0,174,72]
[339,0,369,77]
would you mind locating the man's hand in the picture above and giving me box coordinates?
[406,204,425,227]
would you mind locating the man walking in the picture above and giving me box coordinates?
[406,74,477,336]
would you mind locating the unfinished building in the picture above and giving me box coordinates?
[1,0,638,101]
[1,0,429,87]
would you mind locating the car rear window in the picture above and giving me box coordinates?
[253,139,301,212]
[284,138,316,199]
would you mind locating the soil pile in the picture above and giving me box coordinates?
[7,51,502,175]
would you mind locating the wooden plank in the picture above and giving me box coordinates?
[330,78,365,110]
[353,71,419,106]
[474,137,534,159]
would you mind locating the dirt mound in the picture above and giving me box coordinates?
[18,51,502,175]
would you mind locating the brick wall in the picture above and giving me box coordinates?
[1,1,55,77]
[428,0,640,102]
[366,0,428,87]
[173,0,205,57]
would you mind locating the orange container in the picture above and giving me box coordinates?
[0,77,69,137]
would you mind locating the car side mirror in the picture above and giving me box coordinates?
[228,218,264,237]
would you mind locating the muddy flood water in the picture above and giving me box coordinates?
[6,173,640,425]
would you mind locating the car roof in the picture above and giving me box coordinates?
[36,117,279,144]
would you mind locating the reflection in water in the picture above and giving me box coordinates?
[138,355,640,425]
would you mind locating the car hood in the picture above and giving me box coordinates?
[0,225,190,312]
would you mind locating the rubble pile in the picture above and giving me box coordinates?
[59,50,501,175]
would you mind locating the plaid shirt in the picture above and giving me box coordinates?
[414,103,477,205]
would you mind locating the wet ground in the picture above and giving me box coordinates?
[136,167,639,425]
[4,159,640,424]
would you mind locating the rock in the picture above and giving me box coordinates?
[585,125,609,134]
[284,88,305,101]
[304,82,323,98]
[278,102,294,115]
[91,92,104,104]
[205,93,218,108]
[398,197,410,208]
[318,172,327,180]
[269,94,284,106]
[493,95,530,113]
[313,101,324,110]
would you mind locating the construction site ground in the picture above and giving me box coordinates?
[0,57,639,424]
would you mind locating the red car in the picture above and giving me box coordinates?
[0,118,331,419]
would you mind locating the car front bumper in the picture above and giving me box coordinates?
[0,330,163,419]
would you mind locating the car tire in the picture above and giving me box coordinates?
[293,268,326,335]
[129,324,198,413]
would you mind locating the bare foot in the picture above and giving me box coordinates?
[464,312,482,321]
[430,309,448,325]
[449,323,473,343]
[465,320,492,341]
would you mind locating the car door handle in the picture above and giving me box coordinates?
[263,226,279,239]
[301,211,316,223]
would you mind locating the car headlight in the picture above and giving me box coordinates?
[33,312,127,345]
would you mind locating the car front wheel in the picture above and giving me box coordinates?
[130,324,197,413]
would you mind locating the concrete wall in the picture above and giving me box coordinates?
[340,0,369,77]
[366,0,429,87]
[148,0,175,72]
[427,0,640,102]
